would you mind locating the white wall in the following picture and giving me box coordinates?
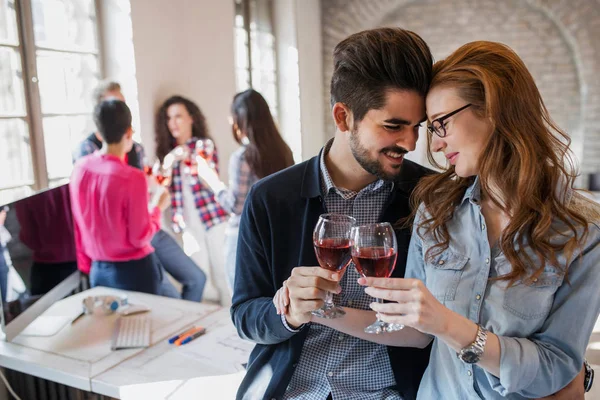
[129,0,237,180]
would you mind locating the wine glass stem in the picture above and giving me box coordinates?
[376,298,385,321]
[324,291,334,308]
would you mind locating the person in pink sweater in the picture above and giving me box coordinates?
[70,99,170,293]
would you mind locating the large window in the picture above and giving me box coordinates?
[0,0,101,205]
[234,0,278,119]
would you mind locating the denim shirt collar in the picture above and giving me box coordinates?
[461,176,482,206]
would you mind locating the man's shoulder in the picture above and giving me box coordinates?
[248,158,314,204]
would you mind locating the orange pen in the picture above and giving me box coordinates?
[168,326,198,344]
[174,326,205,346]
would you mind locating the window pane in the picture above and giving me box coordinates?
[0,46,26,116]
[43,115,93,180]
[31,0,97,52]
[36,50,99,114]
[235,68,250,92]
[0,0,18,45]
[0,119,34,190]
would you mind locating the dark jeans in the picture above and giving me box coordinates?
[152,230,206,301]
[0,244,8,304]
[30,261,78,296]
[90,253,162,295]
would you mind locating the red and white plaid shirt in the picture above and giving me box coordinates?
[169,139,228,232]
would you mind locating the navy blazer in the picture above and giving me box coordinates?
[231,151,434,400]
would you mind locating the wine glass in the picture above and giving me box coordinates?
[195,139,215,169]
[312,213,356,319]
[351,222,403,334]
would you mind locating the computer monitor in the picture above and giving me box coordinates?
[0,183,82,341]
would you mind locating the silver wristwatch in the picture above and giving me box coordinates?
[458,325,488,364]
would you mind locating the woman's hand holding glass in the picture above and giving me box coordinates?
[359,276,450,337]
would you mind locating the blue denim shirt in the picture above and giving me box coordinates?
[406,178,600,399]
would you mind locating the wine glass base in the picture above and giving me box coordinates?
[385,323,405,332]
[311,305,346,319]
[364,320,388,334]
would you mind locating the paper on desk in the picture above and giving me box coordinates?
[175,317,253,372]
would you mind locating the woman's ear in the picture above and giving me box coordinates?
[332,102,352,133]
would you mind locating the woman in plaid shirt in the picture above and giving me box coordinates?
[155,96,230,305]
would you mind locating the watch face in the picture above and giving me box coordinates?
[461,350,480,364]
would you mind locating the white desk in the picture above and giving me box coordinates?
[93,307,253,399]
[0,287,228,397]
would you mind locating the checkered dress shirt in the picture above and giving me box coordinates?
[283,140,401,400]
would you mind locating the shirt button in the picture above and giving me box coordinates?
[438,260,445,265]
[482,224,486,230]
[476,294,481,300]
[347,300,353,306]
[327,371,334,377]
[338,335,344,341]
[485,258,490,264]
[467,370,472,377]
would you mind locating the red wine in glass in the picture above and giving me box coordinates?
[314,238,352,274]
[351,222,403,333]
[352,247,397,278]
[311,213,356,319]
[143,165,153,176]
[156,175,169,186]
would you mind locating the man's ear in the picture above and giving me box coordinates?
[332,102,353,133]
[126,127,133,139]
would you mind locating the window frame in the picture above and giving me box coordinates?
[1,0,104,195]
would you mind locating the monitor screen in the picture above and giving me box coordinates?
[0,183,82,340]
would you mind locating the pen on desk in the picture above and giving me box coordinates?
[175,326,205,346]
[179,327,206,346]
[168,327,198,344]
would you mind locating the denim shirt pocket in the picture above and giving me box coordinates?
[503,268,564,320]
[424,248,469,303]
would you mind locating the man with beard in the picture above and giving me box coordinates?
[231,27,434,400]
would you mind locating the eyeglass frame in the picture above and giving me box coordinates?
[427,103,472,138]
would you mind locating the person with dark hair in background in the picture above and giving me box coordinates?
[71,100,170,294]
[155,95,229,305]
[14,185,77,296]
[74,81,206,302]
[73,81,145,169]
[194,89,294,292]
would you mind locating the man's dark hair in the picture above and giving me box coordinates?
[330,27,433,122]
[93,99,132,144]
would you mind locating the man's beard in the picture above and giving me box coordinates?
[348,126,408,182]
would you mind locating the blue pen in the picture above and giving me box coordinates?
[180,327,206,345]
[168,327,197,344]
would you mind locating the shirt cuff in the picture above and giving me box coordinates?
[488,336,538,395]
[280,314,304,333]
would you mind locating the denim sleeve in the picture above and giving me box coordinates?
[230,186,298,344]
[404,205,427,283]
[487,224,600,397]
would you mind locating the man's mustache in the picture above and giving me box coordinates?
[380,146,408,155]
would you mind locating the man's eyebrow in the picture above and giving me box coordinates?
[383,117,427,126]
[382,118,411,125]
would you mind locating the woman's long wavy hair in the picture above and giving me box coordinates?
[412,41,590,284]
[231,89,294,178]
[155,95,212,162]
